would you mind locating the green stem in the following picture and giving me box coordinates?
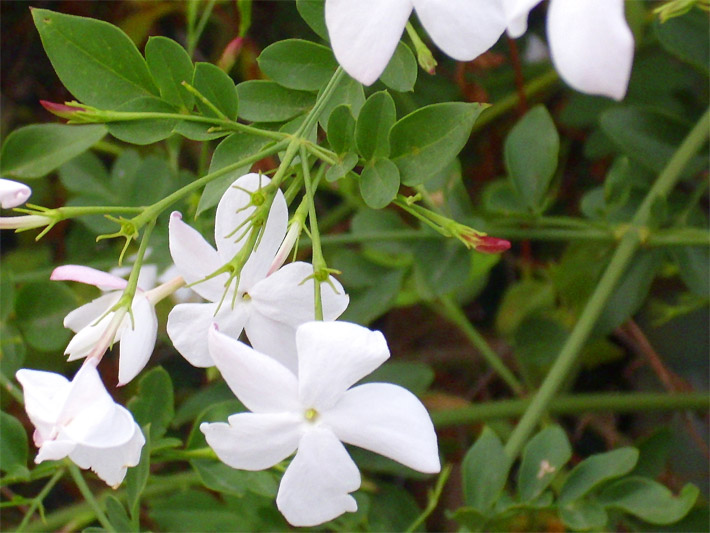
[187,0,216,57]
[67,463,116,533]
[16,468,65,532]
[503,106,710,460]
[431,392,710,427]
[405,464,451,533]
[297,67,346,138]
[435,297,525,396]
[301,147,324,321]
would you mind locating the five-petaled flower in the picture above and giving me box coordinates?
[0,178,31,209]
[16,360,145,488]
[167,173,349,372]
[201,321,441,527]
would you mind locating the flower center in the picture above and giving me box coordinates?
[241,292,251,301]
[304,407,319,423]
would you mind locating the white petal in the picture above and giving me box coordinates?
[36,439,76,463]
[70,425,145,487]
[51,265,128,291]
[414,0,506,61]
[297,322,389,411]
[135,264,158,291]
[548,0,633,100]
[16,369,70,434]
[167,302,248,367]
[250,262,349,326]
[277,427,360,527]
[215,174,288,289]
[325,0,413,86]
[168,211,228,301]
[63,293,120,332]
[208,325,300,413]
[117,296,157,385]
[64,311,116,361]
[201,412,302,470]
[502,0,540,38]
[324,383,440,473]
[0,178,31,208]
[244,313,299,373]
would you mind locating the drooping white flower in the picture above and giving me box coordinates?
[325,0,507,86]
[0,178,31,209]
[16,360,145,488]
[167,173,349,373]
[503,0,634,100]
[201,321,440,527]
[51,265,159,385]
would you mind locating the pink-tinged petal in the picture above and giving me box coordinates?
[548,0,633,100]
[169,211,227,301]
[51,265,128,291]
[244,312,299,373]
[250,262,349,327]
[35,439,76,463]
[414,0,506,61]
[64,292,121,333]
[201,412,302,470]
[297,322,389,411]
[324,383,440,474]
[0,178,31,208]
[64,311,116,361]
[215,174,288,289]
[502,0,540,38]
[117,296,157,385]
[167,302,249,367]
[277,427,360,527]
[208,325,300,413]
[325,0,413,86]
[70,425,145,487]
[16,369,70,433]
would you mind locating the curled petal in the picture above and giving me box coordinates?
[277,427,360,527]
[297,321,389,411]
[547,0,633,100]
[208,325,300,413]
[201,412,302,470]
[324,383,440,473]
[63,292,121,333]
[35,439,76,463]
[117,296,157,385]
[414,0,506,61]
[0,178,31,208]
[502,0,540,38]
[64,311,117,361]
[15,369,70,436]
[51,265,128,291]
[244,313,299,373]
[167,302,248,367]
[325,0,413,86]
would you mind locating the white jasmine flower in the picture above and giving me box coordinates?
[325,0,507,85]
[0,178,31,208]
[167,173,349,372]
[201,321,440,527]
[503,0,634,100]
[16,361,145,488]
[51,265,159,385]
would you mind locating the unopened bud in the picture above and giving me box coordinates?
[474,236,511,254]
[40,100,86,121]
[0,178,31,208]
[218,37,244,72]
[0,214,51,231]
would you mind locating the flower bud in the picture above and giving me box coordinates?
[218,37,244,72]
[40,100,86,120]
[0,214,51,230]
[0,178,31,208]
[474,235,511,254]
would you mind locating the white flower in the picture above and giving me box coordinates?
[0,178,31,208]
[503,0,634,100]
[325,0,507,86]
[51,265,158,385]
[167,173,349,372]
[201,321,440,527]
[16,361,145,488]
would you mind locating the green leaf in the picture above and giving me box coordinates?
[296,0,328,41]
[504,105,559,213]
[513,317,568,387]
[672,246,709,297]
[359,158,400,209]
[413,239,472,299]
[380,42,417,92]
[481,179,527,215]
[318,74,365,128]
[0,124,106,179]
[0,268,14,321]
[32,8,157,108]
[654,8,709,73]
[599,477,699,525]
[517,425,571,502]
[560,448,639,503]
[496,279,556,337]
[368,483,423,532]
[15,282,77,352]
[145,36,195,110]
[327,104,356,154]
[258,39,337,91]
[127,367,174,440]
[59,151,110,198]
[0,412,29,479]
[362,361,434,396]
[632,428,672,479]
[193,62,238,120]
[0,324,26,382]
[462,427,509,513]
[326,152,358,182]
[191,460,278,498]
[356,91,396,161]
[106,495,134,532]
[197,133,271,215]
[390,102,485,186]
[107,96,178,145]
[559,500,608,532]
[237,80,314,122]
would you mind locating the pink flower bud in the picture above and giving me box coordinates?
[40,100,85,120]
[474,236,511,254]
[218,37,244,72]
